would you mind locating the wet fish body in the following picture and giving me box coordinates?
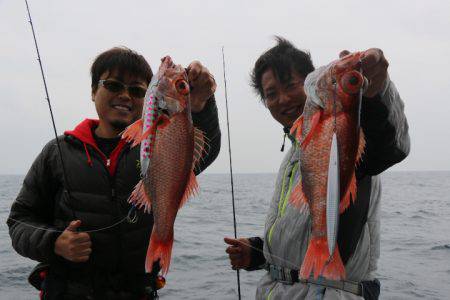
[122,56,205,275]
[289,52,366,280]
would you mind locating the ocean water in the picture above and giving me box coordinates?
[0,172,449,299]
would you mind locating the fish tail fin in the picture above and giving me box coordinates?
[300,236,346,280]
[290,116,304,143]
[301,110,322,150]
[339,173,357,213]
[128,179,152,213]
[179,171,198,209]
[289,182,309,213]
[145,230,174,276]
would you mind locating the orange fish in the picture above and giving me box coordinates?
[289,52,367,280]
[122,56,207,275]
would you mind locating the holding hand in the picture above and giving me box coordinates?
[339,48,389,98]
[54,220,92,262]
[224,237,252,270]
[186,61,216,113]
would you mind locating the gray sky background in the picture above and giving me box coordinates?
[1,0,449,174]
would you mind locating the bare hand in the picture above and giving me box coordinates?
[54,220,92,262]
[224,237,252,270]
[186,61,216,113]
[339,48,389,98]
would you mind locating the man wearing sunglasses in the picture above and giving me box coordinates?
[7,47,221,299]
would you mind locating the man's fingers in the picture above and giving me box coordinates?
[187,61,201,82]
[364,72,387,97]
[224,237,241,246]
[72,256,90,263]
[339,50,350,58]
[229,253,242,260]
[72,232,91,243]
[361,48,384,68]
[72,241,92,251]
[225,246,241,255]
[76,248,92,257]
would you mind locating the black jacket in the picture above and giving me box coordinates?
[7,97,221,295]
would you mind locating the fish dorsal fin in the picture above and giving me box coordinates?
[301,110,322,150]
[192,127,209,172]
[177,127,208,209]
[356,128,366,165]
[339,129,366,213]
[179,171,199,209]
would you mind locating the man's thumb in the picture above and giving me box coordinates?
[66,220,81,232]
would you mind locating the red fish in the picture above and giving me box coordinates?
[289,52,367,280]
[122,56,207,275]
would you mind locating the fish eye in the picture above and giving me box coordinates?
[340,71,364,94]
[175,79,189,95]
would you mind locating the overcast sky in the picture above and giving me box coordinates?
[1,0,449,174]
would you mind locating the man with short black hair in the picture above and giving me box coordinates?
[8,46,221,299]
[225,37,410,299]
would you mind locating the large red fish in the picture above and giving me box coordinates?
[289,52,367,280]
[122,56,206,275]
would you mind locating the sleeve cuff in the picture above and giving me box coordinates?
[245,237,266,271]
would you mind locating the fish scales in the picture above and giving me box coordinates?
[122,56,205,276]
[289,52,366,281]
[149,113,194,238]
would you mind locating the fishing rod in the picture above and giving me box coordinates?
[24,0,77,220]
[221,46,242,300]
[23,0,137,229]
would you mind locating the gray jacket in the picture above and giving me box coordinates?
[255,79,410,300]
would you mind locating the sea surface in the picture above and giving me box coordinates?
[0,172,449,299]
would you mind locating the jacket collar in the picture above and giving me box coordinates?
[64,119,99,147]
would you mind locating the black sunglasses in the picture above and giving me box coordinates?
[98,79,147,99]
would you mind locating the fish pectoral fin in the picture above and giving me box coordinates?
[128,179,152,214]
[290,116,304,143]
[121,119,144,147]
[192,127,209,172]
[179,171,199,209]
[301,110,322,150]
[156,114,171,130]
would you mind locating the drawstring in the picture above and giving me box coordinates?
[280,127,290,152]
[83,142,93,167]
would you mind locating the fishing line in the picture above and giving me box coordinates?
[228,239,300,270]
[222,46,242,300]
[7,216,130,233]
